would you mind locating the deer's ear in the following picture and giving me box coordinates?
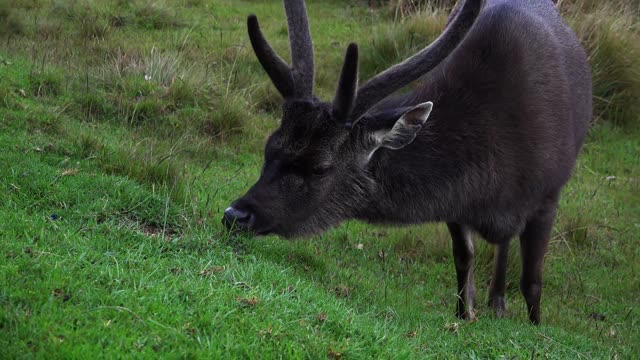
[373,102,433,150]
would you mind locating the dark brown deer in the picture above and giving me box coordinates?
[222,0,592,324]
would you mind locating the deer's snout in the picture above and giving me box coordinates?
[222,206,253,230]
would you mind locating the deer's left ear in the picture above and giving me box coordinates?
[373,102,433,150]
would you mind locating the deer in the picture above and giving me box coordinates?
[222,0,592,325]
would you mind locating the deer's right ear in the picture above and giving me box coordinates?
[373,102,433,150]
[364,102,432,161]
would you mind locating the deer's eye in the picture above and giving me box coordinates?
[311,165,332,177]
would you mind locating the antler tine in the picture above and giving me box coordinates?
[332,43,359,127]
[283,0,315,98]
[247,15,296,98]
[351,0,483,121]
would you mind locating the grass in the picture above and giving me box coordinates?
[566,1,640,128]
[0,0,639,357]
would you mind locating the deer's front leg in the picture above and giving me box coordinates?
[488,241,510,317]
[447,222,476,320]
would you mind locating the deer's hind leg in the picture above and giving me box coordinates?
[519,202,557,325]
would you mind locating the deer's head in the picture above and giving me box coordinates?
[222,0,481,237]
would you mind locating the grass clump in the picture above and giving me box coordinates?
[96,139,185,199]
[360,8,447,79]
[36,21,64,40]
[29,70,64,97]
[99,48,216,126]
[557,0,639,15]
[251,82,282,114]
[121,95,166,125]
[99,54,169,125]
[0,2,25,36]
[388,0,458,19]
[183,0,205,8]
[78,15,110,40]
[50,0,111,40]
[168,79,197,107]
[197,96,247,138]
[134,1,182,30]
[74,91,114,120]
[144,47,181,86]
[568,4,640,128]
[0,81,18,108]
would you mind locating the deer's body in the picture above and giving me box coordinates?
[223,0,592,324]
[360,0,592,242]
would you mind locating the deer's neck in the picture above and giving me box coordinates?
[356,121,465,224]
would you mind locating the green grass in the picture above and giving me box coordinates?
[1,0,639,357]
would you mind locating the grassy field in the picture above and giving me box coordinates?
[1,0,638,358]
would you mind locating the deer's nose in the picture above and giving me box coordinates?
[222,207,253,230]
